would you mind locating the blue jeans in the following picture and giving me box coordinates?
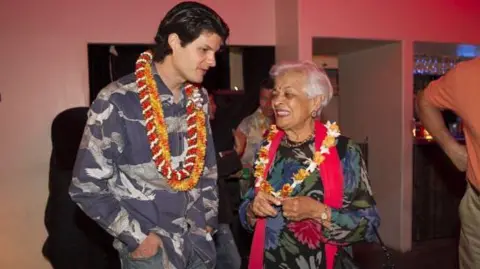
[215,224,241,269]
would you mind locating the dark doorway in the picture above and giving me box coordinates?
[87,43,232,104]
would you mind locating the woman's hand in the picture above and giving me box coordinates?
[250,191,282,218]
[282,196,327,222]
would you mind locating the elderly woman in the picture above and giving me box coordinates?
[238,62,380,269]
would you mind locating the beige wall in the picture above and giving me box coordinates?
[312,55,338,69]
[339,43,409,250]
[229,48,244,90]
[312,56,339,123]
[275,0,299,62]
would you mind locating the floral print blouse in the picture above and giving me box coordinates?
[239,136,380,269]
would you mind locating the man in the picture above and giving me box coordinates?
[416,58,480,269]
[208,94,242,269]
[233,78,274,194]
[69,2,229,269]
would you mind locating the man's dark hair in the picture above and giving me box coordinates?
[152,1,230,62]
[259,77,274,90]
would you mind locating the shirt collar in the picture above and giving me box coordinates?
[151,62,186,104]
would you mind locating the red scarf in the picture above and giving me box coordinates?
[248,121,344,269]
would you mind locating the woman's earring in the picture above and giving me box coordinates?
[311,110,317,118]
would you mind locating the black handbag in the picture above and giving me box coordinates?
[339,226,395,269]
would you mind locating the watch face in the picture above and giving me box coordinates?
[321,212,328,220]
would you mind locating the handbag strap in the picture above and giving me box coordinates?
[373,226,395,269]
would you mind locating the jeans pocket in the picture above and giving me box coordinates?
[128,248,163,262]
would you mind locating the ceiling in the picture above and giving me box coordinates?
[312,37,479,57]
[414,42,479,57]
[312,37,396,55]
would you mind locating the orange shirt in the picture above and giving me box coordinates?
[424,58,480,190]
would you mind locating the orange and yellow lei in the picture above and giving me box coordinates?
[135,51,207,191]
[254,122,340,198]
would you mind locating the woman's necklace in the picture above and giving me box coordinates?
[254,122,341,198]
[281,133,314,148]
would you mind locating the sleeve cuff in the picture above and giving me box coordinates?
[121,221,156,252]
[239,200,254,232]
[120,232,147,252]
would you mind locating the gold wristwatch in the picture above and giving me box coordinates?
[320,205,329,223]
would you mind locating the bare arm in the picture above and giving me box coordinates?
[416,91,460,154]
[415,68,467,171]
[233,128,247,156]
[234,115,255,157]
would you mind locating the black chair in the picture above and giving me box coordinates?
[43,107,120,269]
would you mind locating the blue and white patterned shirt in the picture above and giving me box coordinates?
[69,67,218,269]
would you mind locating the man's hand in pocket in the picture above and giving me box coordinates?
[131,233,162,259]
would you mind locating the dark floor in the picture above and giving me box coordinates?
[237,237,458,269]
[353,238,458,269]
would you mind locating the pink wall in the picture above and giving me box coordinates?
[297,0,480,60]
[0,1,274,268]
[1,0,479,267]
[300,0,480,42]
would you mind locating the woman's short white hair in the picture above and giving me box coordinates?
[269,61,333,110]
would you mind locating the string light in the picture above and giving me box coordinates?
[413,55,470,75]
